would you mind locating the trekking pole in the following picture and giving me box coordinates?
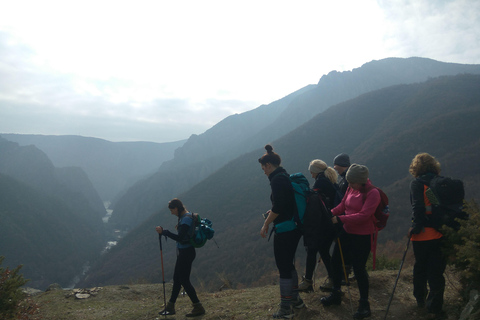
[383,238,411,320]
[337,237,354,314]
[158,234,167,318]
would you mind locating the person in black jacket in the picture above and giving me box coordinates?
[155,198,205,317]
[408,153,447,318]
[298,159,338,293]
[333,153,351,195]
[259,145,304,319]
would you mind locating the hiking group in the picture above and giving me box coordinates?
[154,145,464,319]
[258,146,462,320]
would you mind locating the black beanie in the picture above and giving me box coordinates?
[334,153,350,167]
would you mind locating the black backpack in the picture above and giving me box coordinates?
[424,176,468,230]
[302,189,335,248]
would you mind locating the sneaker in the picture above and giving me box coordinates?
[319,277,334,292]
[292,297,305,309]
[273,305,294,319]
[298,276,313,292]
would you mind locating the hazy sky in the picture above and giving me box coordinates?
[1,0,479,143]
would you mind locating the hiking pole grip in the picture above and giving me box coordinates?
[384,238,411,320]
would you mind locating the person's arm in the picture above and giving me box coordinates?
[156,221,191,243]
[409,179,427,236]
[261,210,279,238]
[338,188,380,225]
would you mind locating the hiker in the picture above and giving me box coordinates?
[321,164,380,320]
[259,144,304,319]
[155,198,205,317]
[333,153,351,195]
[298,159,337,293]
[408,153,447,318]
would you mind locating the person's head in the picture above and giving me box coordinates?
[346,163,369,190]
[409,153,441,178]
[308,159,338,184]
[333,153,351,175]
[258,144,281,176]
[168,198,186,216]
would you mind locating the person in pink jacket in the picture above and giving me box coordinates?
[320,164,380,320]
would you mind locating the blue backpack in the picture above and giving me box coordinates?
[189,213,215,248]
[274,172,310,233]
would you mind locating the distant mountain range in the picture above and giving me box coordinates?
[109,57,480,230]
[80,72,480,291]
[2,57,480,290]
[0,134,184,201]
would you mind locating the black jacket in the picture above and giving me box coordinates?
[313,173,337,210]
[337,171,348,196]
[268,167,296,226]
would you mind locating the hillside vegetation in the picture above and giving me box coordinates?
[80,74,480,292]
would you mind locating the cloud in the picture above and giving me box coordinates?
[1,1,479,142]
[378,0,480,63]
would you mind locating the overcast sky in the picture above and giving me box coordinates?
[1,0,479,143]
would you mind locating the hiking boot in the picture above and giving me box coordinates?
[298,277,313,292]
[272,304,294,319]
[186,302,205,317]
[158,301,175,316]
[319,277,334,292]
[425,311,446,320]
[353,300,371,319]
[320,290,342,307]
[292,296,305,309]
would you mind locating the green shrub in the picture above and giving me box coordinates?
[442,200,480,294]
[0,256,29,320]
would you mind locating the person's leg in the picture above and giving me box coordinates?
[304,246,318,280]
[425,239,447,315]
[320,234,345,306]
[318,239,333,277]
[350,234,371,319]
[177,247,200,304]
[273,230,300,317]
[412,241,429,307]
[350,234,371,301]
[169,254,183,304]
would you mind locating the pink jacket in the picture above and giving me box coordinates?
[331,179,380,235]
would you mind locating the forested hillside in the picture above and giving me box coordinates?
[109,57,480,230]
[80,74,480,291]
[0,138,106,289]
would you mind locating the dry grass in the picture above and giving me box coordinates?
[29,267,464,320]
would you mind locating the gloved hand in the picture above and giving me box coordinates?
[408,225,424,237]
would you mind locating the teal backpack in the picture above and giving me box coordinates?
[274,172,310,234]
[189,213,215,248]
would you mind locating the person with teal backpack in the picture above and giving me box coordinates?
[155,198,205,317]
[259,145,307,319]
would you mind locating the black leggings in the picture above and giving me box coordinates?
[412,238,447,314]
[170,246,199,304]
[305,238,334,280]
[274,229,302,278]
[331,232,371,300]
